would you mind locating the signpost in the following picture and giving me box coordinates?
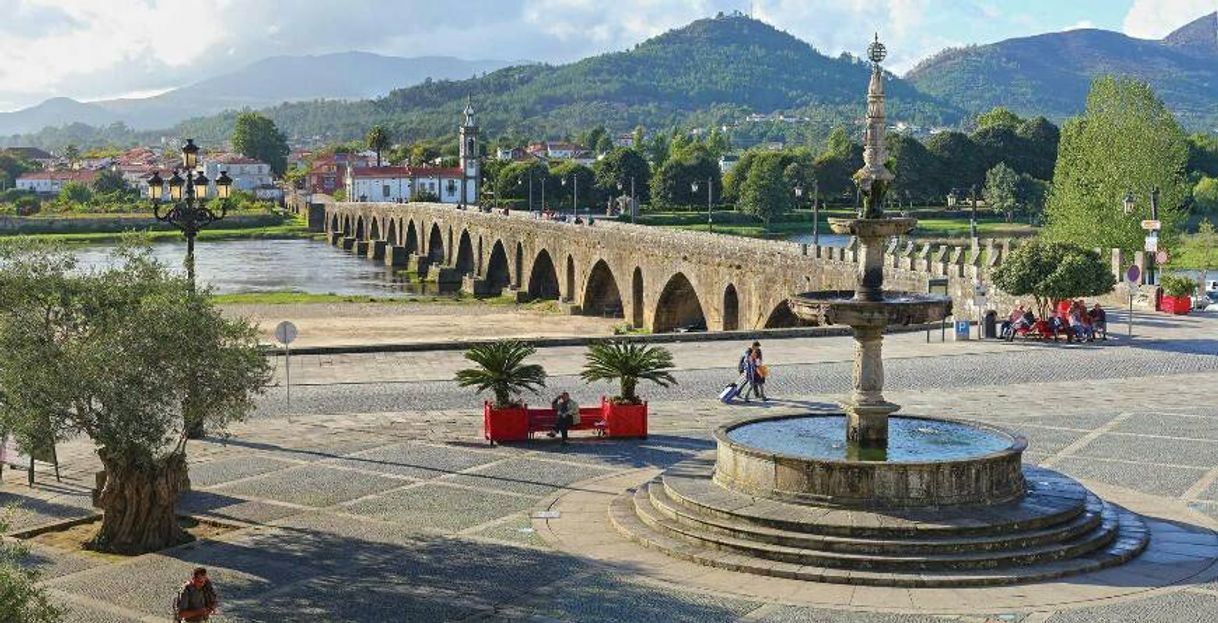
[973,284,988,340]
[1125,265,1141,338]
[927,278,949,342]
[1141,220,1161,231]
[275,321,298,413]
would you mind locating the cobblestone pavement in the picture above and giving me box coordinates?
[5,312,1218,622]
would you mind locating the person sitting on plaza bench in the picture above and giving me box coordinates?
[174,567,218,623]
[1000,304,1026,339]
[547,391,580,444]
[1050,309,1073,342]
[1088,303,1108,340]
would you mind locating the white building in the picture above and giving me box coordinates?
[15,170,98,195]
[346,166,466,203]
[202,154,281,201]
[719,154,740,174]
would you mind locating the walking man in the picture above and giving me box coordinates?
[174,567,217,623]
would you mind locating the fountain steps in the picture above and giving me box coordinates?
[661,459,1089,538]
[646,478,1106,555]
[630,482,1121,571]
[611,490,1149,587]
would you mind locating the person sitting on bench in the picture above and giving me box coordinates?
[548,392,580,443]
[1088,303,1108,340]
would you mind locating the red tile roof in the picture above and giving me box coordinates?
[18,170,99,182]
[351,166,462,178]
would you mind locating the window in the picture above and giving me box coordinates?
[382,184,391,198]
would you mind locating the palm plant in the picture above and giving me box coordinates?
[454,341,547,408]
[580,341,677,404]
[366,125,391,167]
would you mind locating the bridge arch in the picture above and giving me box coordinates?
[764,300,802,329]
[631,267,644,328]
[329,213,340,234]
[405,220,419,255]
[456,230,475,274]
[369,218,380,241]
[386,219,397,246]
[427,223,444,263]
[723,284,740,331]
[485,240,511,293]
[564,255,575,302]
[354,215,366,240]
[583,260,624,318]
[654,272,706,333]
[527,249,561,300]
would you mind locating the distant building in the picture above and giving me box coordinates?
[496,147,536,162]
[719,154,740,174]
[1,147,54,165]
[346,101,479,204]
[16,170,99,195]
[202,153,281,201]
[525,141,593,164]
[345,166,466,203]
[613,133,635,148]
[308,153,371,195]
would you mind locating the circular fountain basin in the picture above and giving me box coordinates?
[788,290,952,327]
[827,216,916,237]
[713,414,1026,508]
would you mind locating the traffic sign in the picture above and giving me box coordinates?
[274,320,298,345]
[1144,235,1158,253]
[1156,250,1170,265]
[1125,265,1141,284]
[1141,219,1161,231]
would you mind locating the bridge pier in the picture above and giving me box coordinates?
[384,245,408,267]
[353,240,369,255]
[367,240,386,261]
[435,266,464,293]
[341,236,356,251]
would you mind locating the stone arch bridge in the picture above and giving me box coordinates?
[324,202,1131,333]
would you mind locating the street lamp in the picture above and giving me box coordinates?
[969,185,978,240]
[562,174,580,222]
[1123,190,1136,215]
[692,178,713,233]
[518,171,534,213]
[617,176,637,223]
[795,181,820,246]
[147,139,232,289]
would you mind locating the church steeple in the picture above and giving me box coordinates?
[459,96,479,206]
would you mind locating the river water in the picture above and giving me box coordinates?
[72,239,432,297]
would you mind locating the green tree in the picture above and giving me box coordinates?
[0,242,270,554]
[580,342,676,404]
[1014,117,1060,181]
[991,240,1116,317]
[1177,220,1218,287]
[927,131,984,195]
[549,160,596,210]
[1195,177,1218,213]
[57,181,92,205]
[0,152,36,191]
[650,146,719,209]
[62,144,79,165]
[984,163,1020,222]
[1044,77,1190,254]
[1187,134,1218,178]
[976,106,1023,130]
[232,112,290,175]
[495,161,550,205]
[454,341,547,408]
[738,152,793,229]
[365,125,391,167]
[92,169,131,196]
[1015,174,1050,224]
[886,133,941,204]
[0,513,62,622]
[593,147,651,202]
[824,126,853,159]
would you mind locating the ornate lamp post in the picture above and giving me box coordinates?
[795,182,821,246]
[147,139,233,289]
[562,174,580,222]
[692,178,713,233]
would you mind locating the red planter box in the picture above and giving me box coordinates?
[1158,295,1192,315]
[603,397,648,438]
[483,403,529,443]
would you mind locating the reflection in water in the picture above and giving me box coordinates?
[785,233,851,247]
[71,239,436,297]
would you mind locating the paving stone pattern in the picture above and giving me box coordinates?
[8,316,1218,621]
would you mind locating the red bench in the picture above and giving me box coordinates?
[524,406,606,439]
[483,398,647,444]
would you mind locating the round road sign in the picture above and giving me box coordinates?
[1155,250,1170,265]
[1125,265,1141,284]
[274,320,298,345]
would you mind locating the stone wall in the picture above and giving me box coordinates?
[324,201,1145,332]
[0,213,285,235]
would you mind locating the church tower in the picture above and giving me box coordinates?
[459,97,479,206]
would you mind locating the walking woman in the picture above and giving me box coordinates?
[741,348,768,402]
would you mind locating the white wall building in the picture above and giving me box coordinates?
[15,170,98,195]
[345,166,466,204]
[202,155,273,192]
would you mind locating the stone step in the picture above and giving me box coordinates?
[661,458,1088,538]
[646,479,1105,555]
[632,485,1120,571]
[610,492,1149,587]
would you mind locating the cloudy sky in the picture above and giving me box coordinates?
[0,0,1213,112]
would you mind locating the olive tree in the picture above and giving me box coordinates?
[0,242,270,555]
[991,240,1116,317]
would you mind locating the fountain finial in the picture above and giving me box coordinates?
[857,34,895,218]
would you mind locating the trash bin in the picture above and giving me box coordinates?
[983,310,998,339]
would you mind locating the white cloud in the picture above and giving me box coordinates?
[1122,0,1215,39]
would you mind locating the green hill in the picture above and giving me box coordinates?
[906,12,1218,131]
[175,14,962,147]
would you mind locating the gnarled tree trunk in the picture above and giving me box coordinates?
[91,452,191,555]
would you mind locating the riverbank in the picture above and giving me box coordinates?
[219,300,620,347]
[0,213,315,244]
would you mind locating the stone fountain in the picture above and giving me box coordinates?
[610,36,1149,586]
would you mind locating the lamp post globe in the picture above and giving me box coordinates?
[1123,190,1135,215]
